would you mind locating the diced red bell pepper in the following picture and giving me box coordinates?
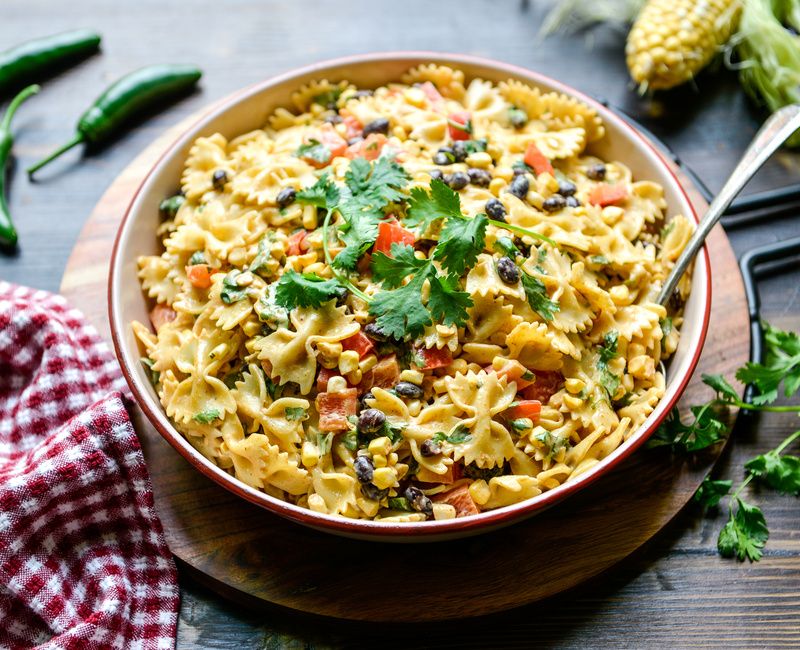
[186,264,212,289]
[149,303,177,331]
[447,111,472,141]
[342,331,375,359]
[588,183,628,207]
[491,360,534,389]
[316,367,337,393]
[433,484,480,517]
[316,388,358,432]
[359,354,400,391]
[319,122,348,159]
[341,113,363,140]
[524,142,554,176]
[416,346,453,370]
[506,399,542,420]
[286,229,309,256]
[346,133,388,161]
[521,371,564,403]
[374,221,415,256]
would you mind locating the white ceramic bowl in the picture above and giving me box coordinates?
[109,52,710,541]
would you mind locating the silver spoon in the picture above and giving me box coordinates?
[657,104,800,305]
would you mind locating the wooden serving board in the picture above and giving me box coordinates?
[60,116,748,623]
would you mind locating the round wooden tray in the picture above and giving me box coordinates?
[60,116,748,623]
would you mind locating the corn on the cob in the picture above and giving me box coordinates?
[626,0,741,92]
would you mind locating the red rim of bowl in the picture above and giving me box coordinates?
[109,51,712,539]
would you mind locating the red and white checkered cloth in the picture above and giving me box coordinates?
[0,282,179,650]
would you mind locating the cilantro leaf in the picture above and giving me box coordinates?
[432,424,472,444]
[427,273,472,327]
[193,408,221,424]
[285,406,307,421]
[369,274,431,340]
[745,449,800,495]
[694,477,732,508]
[295,139,331,166]
[249,238,274,277]
[718,497,769,562]
[371,243,429,288]
[493,236,521,259]
[312,87,343,108]
[703,373,742,403]
[405,178,462,232]
[140,357,160,387]
[433,212,488,277]
[296,174,340,209]
[188,250,206,266]
[388,497,413,511]
[736,322,800,404]
[220,272,248,304]
[160,194,185,219]
[274,271,345,310]
[596,331,621,401]
[648,403,729,452]
[521,272,559,321]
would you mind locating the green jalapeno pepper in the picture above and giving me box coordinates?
[0,30,101,95]
[0,85,40,247]
[28,64,202,176]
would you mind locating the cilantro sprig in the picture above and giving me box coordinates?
[274,271,346,310]
[596,331,621,401]
[736,323,800,405]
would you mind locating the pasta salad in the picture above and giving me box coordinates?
[134,64,694,522]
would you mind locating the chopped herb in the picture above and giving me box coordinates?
[265,374,283,400]
[388,496,413,511]
[193,408,221,424]
[341,430,359,451]
[590,254,609,265]
[433,424,471,445]
[493,236,521,259]
[521,272,559,321]
[735,322,800,405]
[510,417,533,433]
[312,87,343,108]
[660,316,674,337]
[660,220,676,239]
[220,272,248,304]
[188,250,206,266]
[285,407,307,421]
[256,284,289,330]
[140,357,159,386]
[461,138,488,154]
[249,238,274,277]
[596,330,620,401]
[512,159,533,174]
[694,477,733,508]
[296,174,341,209]
[295,139,332,166]
[159,194,185,219]
[447,115,473,135]
[274,270,346,310]
[223,370,243,389]
[718,497,769,562]
[508,106,528,127]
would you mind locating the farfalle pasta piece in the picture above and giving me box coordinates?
[181,133,229,201]
[527,127,586,159]
[482,475,542,509]
[291,79,352,112]
[402,64,466,100]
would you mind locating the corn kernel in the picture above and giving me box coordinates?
[469,479,491,506]
[404,86,426,107]
[465,151,492,168]
[494,166,514,182]
[338,349,360,375]
[388,452,398,465]
[345,368,363,385]
[610,285,631,305]
[562,394,584,410]
[432,503,457,520]
[432,378,448,393]
[327,376,348,393]
[359,354,378,374]
[368,436,392,456]
[372,454,387,468]
[317,340,343,359]
[565,378,585,394]
[395,462,409,480]
[489,178,505,196]
[301,441,319,468]
[302,204,318,230]
[319,356,338,369]
[308,493,326,513]
[372,467,398,490]
[407,400,422,417]
[357,497,381,517]
[601,206,624,225]
[448,358,468,375]
[399,369,424,385]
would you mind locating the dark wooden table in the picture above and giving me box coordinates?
[3,1,799,647]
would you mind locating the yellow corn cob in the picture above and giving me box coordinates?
[626,0,741,92]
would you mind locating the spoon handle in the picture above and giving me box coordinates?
[657,104,800,305]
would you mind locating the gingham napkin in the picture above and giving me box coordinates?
[0,282,179,649]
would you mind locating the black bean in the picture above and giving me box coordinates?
[566,196,580,208]
[467,168,492,187]
[433,152,453,166]
[323,113,343,125]
[394,381,424,399]
[429,169,444,181]
[363,117,390,136]
[364,322,389,341]
[556,180,577,196]
[334,286,349,306]
[445,171,469,191]
[485,197,507,221]
[276,187,296,209]
[405,486,433,515]
[361,483,389,501]
[496,256,520,284]
[358,408,386,434]
[212,169,228,190]
[420,439,442,457]
[354,456,375,483]
[358,390,375,410]
[512,166,529,177]
[586,163,606,180]
[508,174,529,200]
[352,89,374,99]
[509,108,528,129]
[542,195,567,212]
[452,141,468,162]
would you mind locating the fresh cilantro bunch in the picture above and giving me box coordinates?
[654,322,800,562]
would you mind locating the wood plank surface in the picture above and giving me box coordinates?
[3,0,800,646]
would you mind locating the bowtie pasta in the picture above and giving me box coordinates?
[134,65,694,522]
